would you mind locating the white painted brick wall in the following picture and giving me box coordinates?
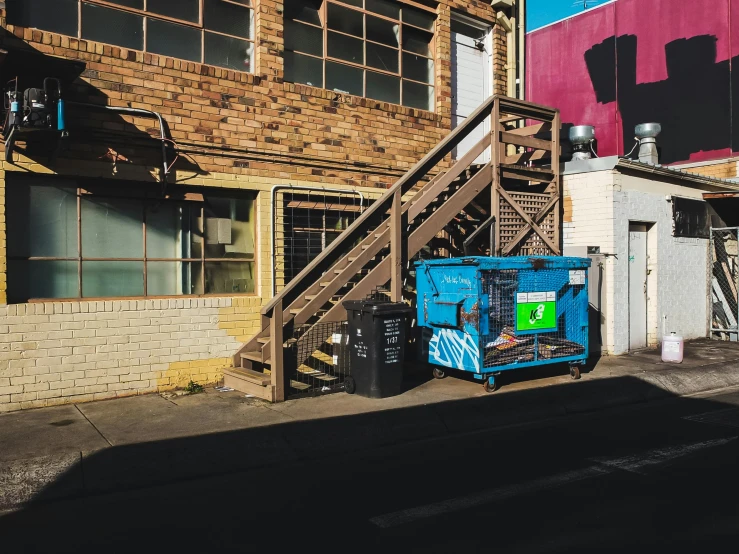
[565,171,710,355]
[0,297,259,412]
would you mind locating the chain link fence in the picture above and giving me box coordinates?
[711,228,739,341]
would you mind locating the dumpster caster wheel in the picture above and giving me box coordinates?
[432,368,446,379]
[483,376,498,393]
[570,366,581,380]
[344,376,357,394]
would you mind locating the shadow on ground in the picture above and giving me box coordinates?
[2,363,739,552]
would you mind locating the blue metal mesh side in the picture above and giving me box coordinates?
[482,269,587,368]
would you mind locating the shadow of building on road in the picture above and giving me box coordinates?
[1,373,739,552]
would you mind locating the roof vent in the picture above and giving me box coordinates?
[635,123,661,165]
[569,125,596,160]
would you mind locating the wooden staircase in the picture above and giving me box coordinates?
[222,96,562,401]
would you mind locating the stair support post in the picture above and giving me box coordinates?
[552,110,562,253]
[269,299,285,402]
[390,188,404,302]
[491,97,501,256]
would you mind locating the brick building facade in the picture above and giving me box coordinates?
[0,1,514,412]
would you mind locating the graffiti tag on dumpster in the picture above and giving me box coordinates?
[429,328,480,373]
[441,274,473,288]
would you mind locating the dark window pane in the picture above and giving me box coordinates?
[147,262,198,295]
[403,80,434,111]
[284,0,322,26]
[367,42,398,73]
[366,0,400,19]
[81,4,144,51]
[284,51,323,87]
[403,6,435,31]
[205,262,255,294]
[327,32,363,65]
[284,19,323,57]
[82,262,144,297]
[403,27,433,57]
[367,14,398,47]
[146,203,180,259]
[326,61,363,96]
[340,0,363,6]
[7,184,78,258]
[204,0,253,39]
[366,71,400,104]
[7,0,78,36]
[147,0,199,23]
[327,3,363,38]
[402,52,433,83]
[147,19,202,62]
[205,32,254,72]
[8,261,79,302]
[81,197,144,258]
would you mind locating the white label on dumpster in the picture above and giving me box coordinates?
[528,292,548,302]
[547,291,556,301]
[516,293,528,303]
[569,270,586,285]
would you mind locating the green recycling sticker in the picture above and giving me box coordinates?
[515,292,557,333]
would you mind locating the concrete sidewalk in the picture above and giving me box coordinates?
[3,339,739,512]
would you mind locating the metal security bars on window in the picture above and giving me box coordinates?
[6,0,255,73]
[284,0,436,111]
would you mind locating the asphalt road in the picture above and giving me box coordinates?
[3,388,739,553]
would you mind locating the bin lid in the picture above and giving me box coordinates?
[414,256,591,270]
[343,300,413,315]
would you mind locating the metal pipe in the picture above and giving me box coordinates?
[270,185,365,296]
[67,102,169,184]
[518,0,526,100]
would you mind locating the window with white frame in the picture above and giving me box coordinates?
[6,0,255,73]
[283,0,436,111]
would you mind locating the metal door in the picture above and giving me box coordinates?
[629,224,648,350]
[451,22,490,163]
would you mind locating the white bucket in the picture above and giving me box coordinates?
[661,332,684,363]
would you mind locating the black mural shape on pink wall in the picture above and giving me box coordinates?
[584,34,735,164]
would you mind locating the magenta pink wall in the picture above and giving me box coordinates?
[527,0,736,164]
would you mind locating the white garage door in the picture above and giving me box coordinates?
[452,25,491,163]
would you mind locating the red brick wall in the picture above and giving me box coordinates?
[0,1,506,189]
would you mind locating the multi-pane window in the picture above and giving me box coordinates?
[6,176,257,302]
[284,0,436,111]
[6,0,254,73]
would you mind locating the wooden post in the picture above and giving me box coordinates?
[491,97,501,256]
[552,110,562,254]
[269,299,285,402]
[390,188,402,302]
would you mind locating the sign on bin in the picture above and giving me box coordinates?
[383,317,403,364]
[515,291,557,334]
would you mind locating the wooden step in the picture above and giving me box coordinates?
[257,337,269,344]
[226,367,271,386]
[240,351,267,364]
[223,367,274,401]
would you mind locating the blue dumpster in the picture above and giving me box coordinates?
[415,256,591,392]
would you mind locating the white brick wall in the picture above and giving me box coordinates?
[564,170,710,355]
[0,297,259,412]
